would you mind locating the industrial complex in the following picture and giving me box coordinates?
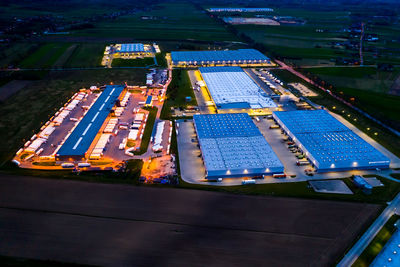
[102,42,161,66]
[170,49,271,67]
[14,68,175,177]
[199,66,276,112]
[193,113,284,178]
[273,110,391,171]
[13,46,398,187]
[56,85,125,161]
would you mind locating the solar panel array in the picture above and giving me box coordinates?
[200,67,276,109]
[171,49,270,64]
[118,43,145,53]
[273,110,390,171]
[193,113,284,177]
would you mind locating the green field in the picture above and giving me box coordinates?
[112,57,156,67]
[72,2,238,42]
[226,6,400,66]
[300,67,400,130]
[160,69,197,119]
[0,43,40,68]
[134,107,158,155]
[303,67,400,94]
[20,43,72,68]
[63,43,105,68]
[230,8,351,65]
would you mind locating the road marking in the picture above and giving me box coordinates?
[72,137,83,150]
[82,123,92,136]
[109,88,115,95]
[99,103,105,111]
[91,112,99,122]
[105,96,110,102]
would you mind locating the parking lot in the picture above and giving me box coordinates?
[102,90,148,161]
[176,119,206,183]
[40,92,98,157]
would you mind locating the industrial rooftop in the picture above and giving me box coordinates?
[273,110,390,171]
[207,8,274,12]
[200,66,276,109]
[117,43,145,53]
[371,229,400,266]
[171,49,270,64]
[194,113,284,178]
[57,85,125,158]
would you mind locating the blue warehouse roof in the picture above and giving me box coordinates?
[145,95,153,105]
[193,113,284,178]
[194,113,261,138]
[371,229,400,267]
[171,49,270,63]
[118,43,144,53]
[273,110,390,171]
[57,85,125,157]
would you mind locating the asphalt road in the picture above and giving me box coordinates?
[0,174,380,267]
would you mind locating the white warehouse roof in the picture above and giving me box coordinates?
[193,113,284,178]
[200,66,277,109]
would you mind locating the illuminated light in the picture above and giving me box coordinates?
[226,170,231,175]
[330,163,335,168]
[352,162,358,166]
[375,132,378,135]
[367,128,370,131]
[332,106,336,109]
[265,168,270,172]
[347,114,351,117]
[243,169,248,174]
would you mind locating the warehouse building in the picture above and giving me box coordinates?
[207,8,273,12]
[171,49,271,67]
[113,43,155,58]
[199,66,276,112]
[193,113,284,178]
[371,229,400,266]
[56,85,125,161]
[273,110,390,172]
